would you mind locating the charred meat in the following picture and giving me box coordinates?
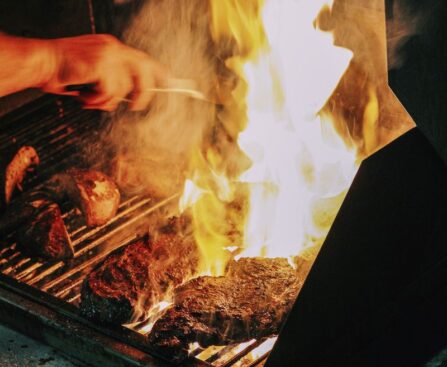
[80,219,199,324]
[17,197,73,260]
[148,257,307,362]
[47,169,120,227]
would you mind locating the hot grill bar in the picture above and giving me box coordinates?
[0,96,269,367]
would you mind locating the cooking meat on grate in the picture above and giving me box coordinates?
[0,145,39,209]
[46,169,120,227]
[148,257,309,362]
[80,218,199,324]
[1,168,119,261]
[0,189,74,260]
[17,196,73,260]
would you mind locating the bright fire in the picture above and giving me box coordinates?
[180,0,359,276]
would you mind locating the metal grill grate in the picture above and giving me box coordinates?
[0,96,273,367]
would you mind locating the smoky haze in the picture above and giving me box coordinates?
[386,0,429,70]
[106,0,216,198]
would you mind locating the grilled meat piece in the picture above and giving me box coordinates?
[17,198,73,260]
[80,219,199,324]
[48,169,120,227]
[148,257,308,362]
[1,145,39,208]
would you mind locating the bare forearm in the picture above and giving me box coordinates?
[0,33,166,110]
[0,34,56,97]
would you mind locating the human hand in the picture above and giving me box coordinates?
[41,34,167,111]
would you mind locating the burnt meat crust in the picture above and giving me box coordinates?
[148,257,307,362]
[48,169,120,227]
[80,220,199,325]
[17,198,73,260]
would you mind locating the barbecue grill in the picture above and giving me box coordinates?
[1,0,447,366]
[0,95,278,367]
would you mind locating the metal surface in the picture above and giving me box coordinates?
[0,96,271,367]
[387,0,447,164]
[266,128,447,367]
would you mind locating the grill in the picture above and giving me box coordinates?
[0,96,273,367]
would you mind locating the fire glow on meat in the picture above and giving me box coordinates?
[180,0,358,276]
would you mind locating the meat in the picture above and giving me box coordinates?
[47,169,120,227]
[17,197,73,260]
[0,168,120,261]
[0,145,39,208]
[80,218,199,324]
[148,257,308,362]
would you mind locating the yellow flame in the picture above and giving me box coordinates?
[180,0,359,275]
[362,85,380,156]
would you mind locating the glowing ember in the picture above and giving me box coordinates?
[180,0,358,275]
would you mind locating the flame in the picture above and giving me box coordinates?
[232,337,278,366]
[179,0,359,275]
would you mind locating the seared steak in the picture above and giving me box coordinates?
[80,219,199,324]
[17,198,73,260]
[148,257,308,362]
[47,169,120,227]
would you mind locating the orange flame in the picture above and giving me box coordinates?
[180,0,359,275]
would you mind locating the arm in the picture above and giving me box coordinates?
[0,33,167,111]
[0,34,55,98]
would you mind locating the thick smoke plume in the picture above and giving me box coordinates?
[106,0,216,198]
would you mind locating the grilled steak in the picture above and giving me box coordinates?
[1,145,39,209]
[17,198,73,260]
[80,218,199,324]
[47,169,120,227]
[148,257,308,362]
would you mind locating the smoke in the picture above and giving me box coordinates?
[105,0,216,198]
[386,0,426,70]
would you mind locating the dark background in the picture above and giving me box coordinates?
[387,0,447,163]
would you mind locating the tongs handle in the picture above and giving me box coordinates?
[65,79,215,104]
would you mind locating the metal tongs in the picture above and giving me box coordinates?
[67,78,215,104]
[143,78,211,102]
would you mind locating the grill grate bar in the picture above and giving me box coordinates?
[205,345,238,364]
[67,293,81,304]
[1,199,154,283]
[53,277,84,298]
[218,339,266,367]
[0,98,64,146]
